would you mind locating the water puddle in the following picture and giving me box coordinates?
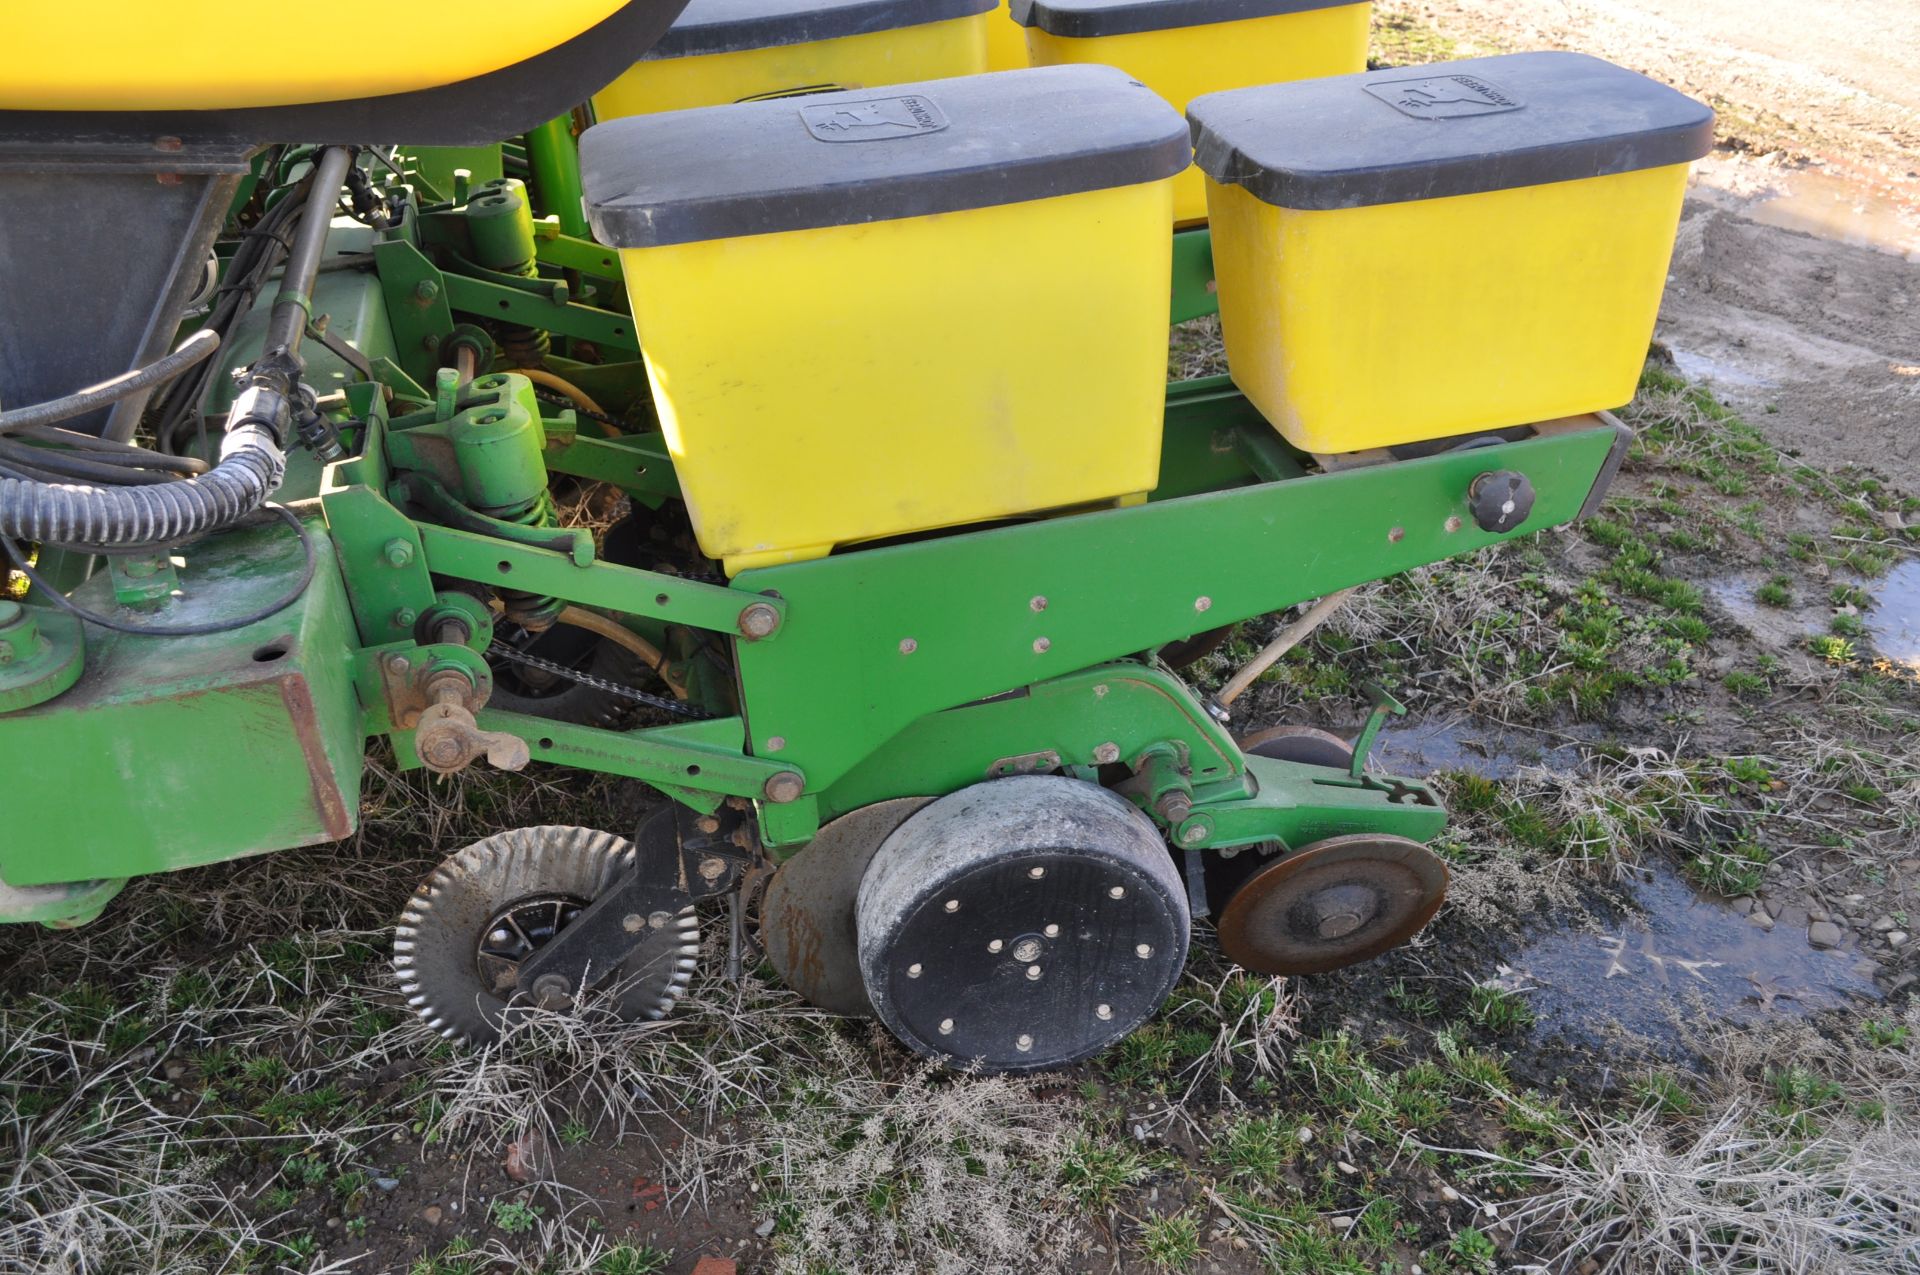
[1693,155,1920,262]
[1702,573,1827,649]
[1496,864,1881,1056]
[1863,559,1920,672]
[1369,720,1581,781]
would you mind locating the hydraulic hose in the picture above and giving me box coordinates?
[0,329,221,435]
[0,423,285,547]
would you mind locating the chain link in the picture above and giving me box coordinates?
[487,641,716,720]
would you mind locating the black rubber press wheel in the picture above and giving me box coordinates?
[855,777,1189,1073]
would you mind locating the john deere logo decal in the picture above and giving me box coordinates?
[1364,74,1524,120]
[801,95,949,142]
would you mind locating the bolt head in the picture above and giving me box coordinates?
[1181,824,1207,845]
[762,770,805,804]
[988,939,1003,953]
[938,1018,954,1035]
[1029,595,1047,612]
[1032,636,1051,654]
[1027,866,1046,880]
[698,856,727,881]
[1195,595,1213,612]
[383,538,415,568]
[1026,965,1042,980]
[1043,924,1059,938]
[943,898,960,913]
[1015,1034,1033,1053]
[393,608,418,629]
[907,963,923,978]
[414,279,440,302]
[1108,886,1126,900]
[622,913,645,933]
[1096,1003,1113,1021]
[898,637,918,655]
[1135,944,1153,959]
[737,600,780,640]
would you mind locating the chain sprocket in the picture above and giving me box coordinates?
[486,641,714,720]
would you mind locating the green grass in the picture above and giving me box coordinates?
[1465,985,1535,1034]
[1137,1210,1204,1270]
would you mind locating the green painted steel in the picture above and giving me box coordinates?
[401,145,505,202]
[1191,754,1447,849]
[413,522,785,640]
[733,416,1619,792]
[524,116,591,240]
[465,178,540,275]
[0,512,364,887]
[1170,227,1218,324]
[471,710,790,807]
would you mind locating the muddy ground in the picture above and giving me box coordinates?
[5,10,1920,1275]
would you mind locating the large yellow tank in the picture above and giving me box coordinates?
[3,0,629,110]
[593,0,994,118]
[1011,0,1370,223]
[581,67,1188,574]
[983,0,1030,69]
[1190,52,1715,454]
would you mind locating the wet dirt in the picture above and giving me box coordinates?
[1493,863,1882,1063]
[1369,718,1583,781]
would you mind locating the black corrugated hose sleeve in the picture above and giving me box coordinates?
[0,422,287,548]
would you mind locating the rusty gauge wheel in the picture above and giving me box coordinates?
[1216,834,1448,976]
[762,797,934,1017]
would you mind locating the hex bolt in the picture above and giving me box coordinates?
[1096,1003,1113,1021]
[943,899,960,913]
[988,939,1004,953]
[1093,742,1120,765]
[383,538,415,568]
[907,963,923,978]
[384,653,411,675]
[698,856,728,881]
[531,974,572,1010]
[939,1018,954,1035]
[695,815,721,835]
[413,279,440,303]
[762,770,805,804]
[1108,886,1126,900]
[1015,1034,1033,1053]
[1026,965,1042,980]
[622,913,645,933]
[736,601,780,640]
[393,607,418,629]
[1135,944,1153,959]
[1156,790,1194,824]
[649,911,673,929]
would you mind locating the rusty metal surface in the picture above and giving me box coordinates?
[760,796,932,1017]
[1216,834,1448,976]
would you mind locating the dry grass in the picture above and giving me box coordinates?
[677,1041,1077,1275]
[1483,1008,1920,1274]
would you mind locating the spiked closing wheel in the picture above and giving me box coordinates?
[1216,834,1447,976]
[395,825,698,1043]
[857,777,1189,1073]
[761,797,933,1018]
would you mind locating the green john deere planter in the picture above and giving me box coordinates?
[0,0,1710,1071]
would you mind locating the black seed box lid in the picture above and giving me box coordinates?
[583,65,1192,248]
[1187,51,1715,211]
[1010,0,1362,40]
[645,0,997,61]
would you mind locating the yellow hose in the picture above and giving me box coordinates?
[521,368,619,437]
[555,605,688,700]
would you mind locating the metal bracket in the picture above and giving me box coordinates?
[515,804,762,992]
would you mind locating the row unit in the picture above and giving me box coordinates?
[580,54,1712,574]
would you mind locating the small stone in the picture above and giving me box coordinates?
[1331,1215,1356,1230]
[1730,896,1756,916]
[420,1205,443,1226]
[1808,908,1832,924]
[1844,893,1868,906]
[754,1217,776,1238]
[1577,1260,1602,1275]
[374,1177,400,1193]
[691,1259,738,1275]
[1749,910,1775,931]
[1808,920,1845,950]
[1336,1160,1358,1176]
[1297,1126,1314,1144]
[1889,931,1910,947]
[1763,898,1783,918]
[162,1059,190,1081]
[1439,1184,1461,1202]
[1873,915,1897,932]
